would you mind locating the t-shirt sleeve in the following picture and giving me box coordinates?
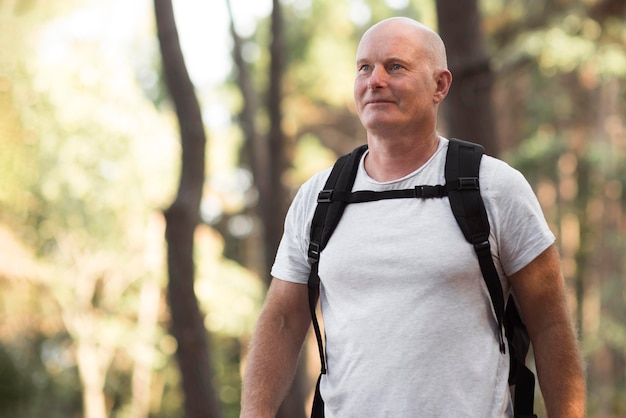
[482,158,556,277]
[270,170,330,284]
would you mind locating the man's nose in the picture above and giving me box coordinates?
[368,66,388,90]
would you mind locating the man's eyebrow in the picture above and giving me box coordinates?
[385,56,411,64]
[356,56,411,65]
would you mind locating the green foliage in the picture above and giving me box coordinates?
[0,2,263,417]
[505,126,567,182]
[0,344,34,412]
[213,336,245,418]
[195,226,264,338]
[290,133,338,184]
[0,336,82,418]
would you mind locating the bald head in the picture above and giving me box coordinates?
[353,16,453,143]
[358,17,448,70]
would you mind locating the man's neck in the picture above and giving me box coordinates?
[364,133,440,182]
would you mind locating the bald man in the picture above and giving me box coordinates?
[240,17,585,418]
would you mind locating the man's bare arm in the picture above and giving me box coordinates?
[509,244,586,418]
[240,278,311,418]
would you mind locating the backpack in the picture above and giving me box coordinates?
[306,138,538,418]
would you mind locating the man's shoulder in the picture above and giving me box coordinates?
[289,167,334,214]
[301,167,333,193]
[479,154,527,188]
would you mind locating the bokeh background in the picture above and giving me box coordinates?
[1,0,625,417]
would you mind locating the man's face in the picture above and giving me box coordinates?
[354,24,440,137]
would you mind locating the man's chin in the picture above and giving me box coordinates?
[360,116,399,132]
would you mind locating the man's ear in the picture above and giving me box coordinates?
[433,69,452,104]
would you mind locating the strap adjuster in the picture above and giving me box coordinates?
[474,239,490,253]
[414,185,446,199]
[308,242,321,263]
[473,234,491,253]
[457,177,480,190]
[317,190,333,203]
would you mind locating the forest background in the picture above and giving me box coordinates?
[1,0,625,417]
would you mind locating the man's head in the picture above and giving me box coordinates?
[353,17,452,138]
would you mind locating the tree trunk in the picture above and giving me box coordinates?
[265,0,289,273]
[227,0,309,416]
[436,0,498,156]
[154,1,222,417]
[266,3,308,418]
[225,0,270,275]
[225,0,287,277]
[74,325,110,418]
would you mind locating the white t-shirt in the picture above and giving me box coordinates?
[271,137,555,418]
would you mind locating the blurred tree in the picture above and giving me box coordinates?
[265,0,290,280]
[1,27,151,418]
[154,0,222,417]
[436,0,498,155]
[226,0,308,415]
[2,1,266,417]
[1,2,179,418]
[491,2,626,415]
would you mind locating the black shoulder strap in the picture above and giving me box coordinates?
[445,138,506,352]
[308,144,366,418]
[311,144,368,257]
[446,138,536,418]
[506,298,538,418]
[307,144,368,341]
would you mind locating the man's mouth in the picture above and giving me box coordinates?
[365,99,394,105]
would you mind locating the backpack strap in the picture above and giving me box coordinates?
[307,144,367,418]
[445,138,536,418]
[506,296,538,418]
[445,138,506,353]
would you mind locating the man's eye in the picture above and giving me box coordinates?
[390,64,403,71]
[359,64,371,72]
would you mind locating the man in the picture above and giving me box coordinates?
[240,17,585,418]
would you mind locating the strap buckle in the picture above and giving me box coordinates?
[457,177,480,190]
[473,237,491,254]
[317,190,333,203]
[308,242,321,263]
[414,185,446,199]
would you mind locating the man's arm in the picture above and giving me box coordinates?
[508,244,586,418]
[240,278,312,418]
